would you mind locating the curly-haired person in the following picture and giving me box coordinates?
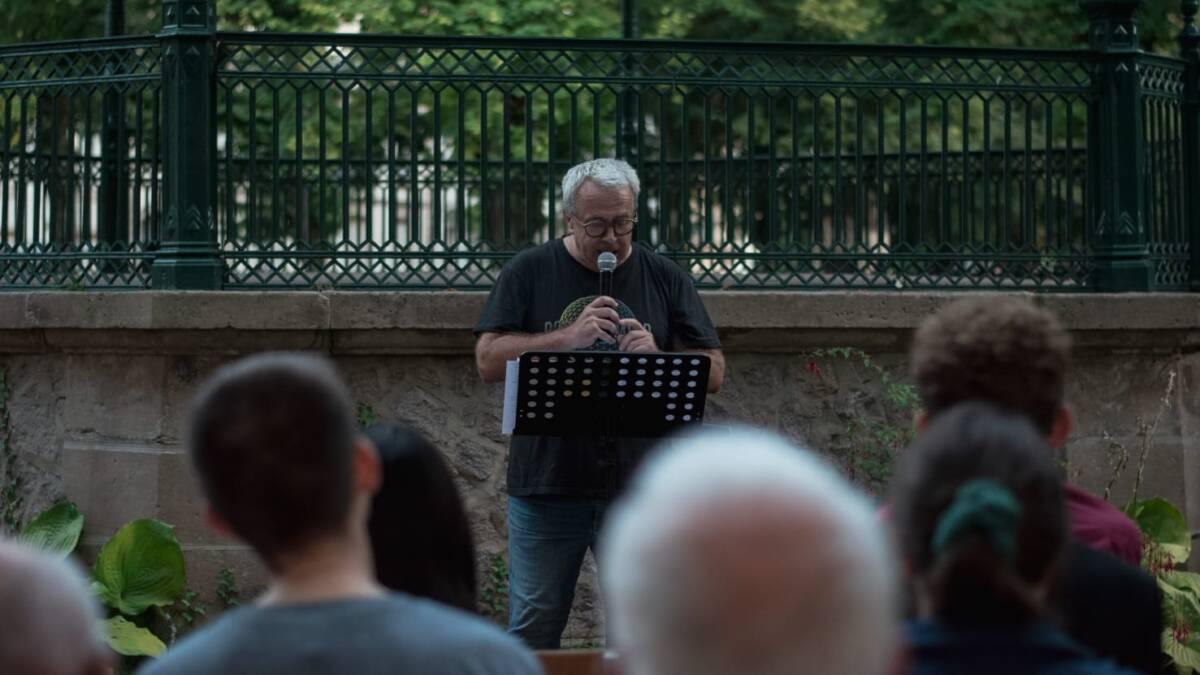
[906,296,1161,674]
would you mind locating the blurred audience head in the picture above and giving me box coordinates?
[188,352,379,571]
[911,295,1071,440]
[0,539,111,675]
[600,427,898,675]
[890,402,1068,627]
[366,423,477,611]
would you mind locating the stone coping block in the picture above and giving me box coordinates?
[0,291,1198,354]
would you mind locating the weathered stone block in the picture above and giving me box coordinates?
[332,329,476,355]
[700,291,949,330]
[178,545,269,610]
[1175,352,1200,570]
[63,442,166,537]
[63,355,166,440]
[1066,435,1186,510]
[4,356,63,464]
[26,293,154,329]
[159,355,228,443]
[1068,354,1181,439]
[43,329,329,356]
[149,292,329,331]
[329,292,485,330]
[2,355,66,525]
[0,295,30,330]
[156,451,216,546]
[0,331,45,354]
[1045,294,1200,331]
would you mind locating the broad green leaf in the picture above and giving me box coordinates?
[102,616,165,657]
[1164,572,1200,598]
[18,501,83,558]
[1161,575,1200,632]
[1164,629,1200,673]
[92,519,186,617]
[1128,498,1191,564]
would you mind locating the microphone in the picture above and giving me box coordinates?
[597,252,617,299]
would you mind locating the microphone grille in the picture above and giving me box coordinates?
[597,252,618,272]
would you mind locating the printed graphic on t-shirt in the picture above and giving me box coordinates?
[544,294,650,351]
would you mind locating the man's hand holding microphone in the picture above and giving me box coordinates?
[558,251,658,352]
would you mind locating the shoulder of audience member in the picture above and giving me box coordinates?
[1093,496,1147,562]
[134,606,251,675]
[1087,660,1146,675]
[388,595,544,674]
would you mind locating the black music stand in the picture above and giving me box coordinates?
[510,350,711,438]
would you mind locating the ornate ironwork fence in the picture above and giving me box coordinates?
[1,0,1197,291]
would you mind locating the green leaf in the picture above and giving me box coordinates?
[1164,629,1200,673]
[1164,572,1200,597]
[1128,498,1191,564]
[92,519,186,616]
[102,616,166,657]
[1161,574,1200,633]
[18,501,83,558]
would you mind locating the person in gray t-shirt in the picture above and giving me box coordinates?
[140,594,540,675]
[139,353,541,675]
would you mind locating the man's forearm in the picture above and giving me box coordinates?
[475,331,574,383]
[703,349,725,393]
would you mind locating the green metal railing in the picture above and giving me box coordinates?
[0,0,1196,291]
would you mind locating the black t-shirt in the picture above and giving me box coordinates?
[475,239,721,498]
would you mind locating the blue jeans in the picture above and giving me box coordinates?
[507,495,608,649]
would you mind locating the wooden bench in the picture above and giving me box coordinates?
[536,648,614,675]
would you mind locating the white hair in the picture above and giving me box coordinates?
[0,540,108,675]
[600,428,898,675]
[560,158,640,216]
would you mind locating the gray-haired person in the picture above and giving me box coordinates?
[600,428,899,675]
[474,158,726,648]
[0,539,113,675]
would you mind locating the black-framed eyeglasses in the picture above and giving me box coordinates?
[574,216,637,238]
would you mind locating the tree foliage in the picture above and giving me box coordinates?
[216,0,357,32]
[646,0,880,42]
[1,0,1190,57]
[875,0,1184,54]
[355,0,618,38]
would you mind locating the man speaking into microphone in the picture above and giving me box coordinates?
[474,158,724,649]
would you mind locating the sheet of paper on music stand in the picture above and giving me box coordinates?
[501,359,519,435]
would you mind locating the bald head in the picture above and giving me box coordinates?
[0,540,110,675]
[600,429,898,675]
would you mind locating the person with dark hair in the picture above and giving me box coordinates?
[140,353,542,675]
[892,402,1137,675]
[366,423,477,612]
[911,296,1140,562]
[909,296,1162,674]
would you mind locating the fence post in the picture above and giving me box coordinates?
[618,0,638,163]
[151,0,221,289]
[99,0,128,251]
[619,0,643,230]
[1081,0,1153,291]
[1181,0,1200,290]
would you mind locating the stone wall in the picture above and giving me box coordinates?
[0,291,1197,644]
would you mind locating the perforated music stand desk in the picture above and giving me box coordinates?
[511,351,711,438]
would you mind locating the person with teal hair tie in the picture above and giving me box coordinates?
[930,479,1022,565]
[891,402,1138,675]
